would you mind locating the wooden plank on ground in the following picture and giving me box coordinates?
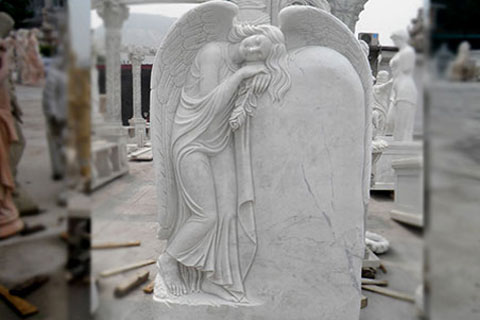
[361,295,368,309]
[143,280,155,294]
[361,278,388,287]
[100,259,156,278]
[92,241,141,249]
[114,272,150,298]
[362,285,415,303]
[0,284,38,317]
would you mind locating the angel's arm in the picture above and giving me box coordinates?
[377,79,393,92]
[198,43,244,100]
[197,43,264,113]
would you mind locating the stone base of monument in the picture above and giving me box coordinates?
[371,137,423,191]
[90,139,129,190]
[126,120,150,149]
[390,157,424,228]
[128,146,153,161]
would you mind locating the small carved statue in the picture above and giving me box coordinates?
[15,30,29,85]
[447,41,477,82]
[385,29,417,141]
[434,43,454,79]
[408,8,424,52]
[372,70,392,138]
[24,29,45,85]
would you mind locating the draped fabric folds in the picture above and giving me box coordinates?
[167,43,257,301]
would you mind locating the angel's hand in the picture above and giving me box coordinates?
[238,64,267,80]
[252,73,271,95]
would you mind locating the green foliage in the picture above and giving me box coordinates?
[0,0,34,29]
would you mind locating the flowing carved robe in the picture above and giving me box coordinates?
[168,42,257,300]
[0,81,19,230]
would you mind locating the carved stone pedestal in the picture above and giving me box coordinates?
[128,118,146,148]
[390,157,424,227]
[371,137,423,191]
[90,138,128,190]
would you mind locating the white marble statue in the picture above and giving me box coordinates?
[151,2,371,317]
[448,41,477,82]
[372,70,393,138]
[385,29,417,141]
[154,21,289,303]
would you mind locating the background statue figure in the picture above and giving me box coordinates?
[385,29,417,141]
[0,13,23,238]
[372,70,392,138]
[447,41,477,82]
[151,2,290,304]
[24,29,45,86]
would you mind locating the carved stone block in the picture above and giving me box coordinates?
[371,137,422,191]
[390,157,424,227]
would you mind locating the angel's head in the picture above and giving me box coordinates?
[458,41,471,59]
[376,71,389,84]
[239,34,273,63]
[229,24,291,102]
[391,29,409,48]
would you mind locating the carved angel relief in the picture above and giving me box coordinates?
[151,1,371,306]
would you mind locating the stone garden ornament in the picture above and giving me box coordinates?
[151,1,372,317]
[385,29,417,141]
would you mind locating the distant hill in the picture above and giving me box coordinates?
[94,13,176,62]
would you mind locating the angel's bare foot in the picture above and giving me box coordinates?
[157,253,187,296]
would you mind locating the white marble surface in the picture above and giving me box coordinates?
[150,3,370,319]
[371,136,422,191]
[385,30,418,141]
[390,157,423,227]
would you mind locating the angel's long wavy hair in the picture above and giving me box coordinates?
[228,24,291,102]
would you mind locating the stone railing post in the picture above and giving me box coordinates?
[128,46,147,148]
[97,0,129,125]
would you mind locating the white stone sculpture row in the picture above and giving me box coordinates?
[370,29,422,191]
[5,28,45,85]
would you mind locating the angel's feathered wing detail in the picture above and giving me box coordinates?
[150,1,239,239]
[279,6,373,208]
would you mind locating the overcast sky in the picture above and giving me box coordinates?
[91,0,425,46]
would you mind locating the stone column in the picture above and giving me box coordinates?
[96,0,129,125]
[128,46,146,148]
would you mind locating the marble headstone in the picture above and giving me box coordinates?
[151,2,371,319]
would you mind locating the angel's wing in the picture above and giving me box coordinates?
[279,6,373,209]
[150,1,238,239]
